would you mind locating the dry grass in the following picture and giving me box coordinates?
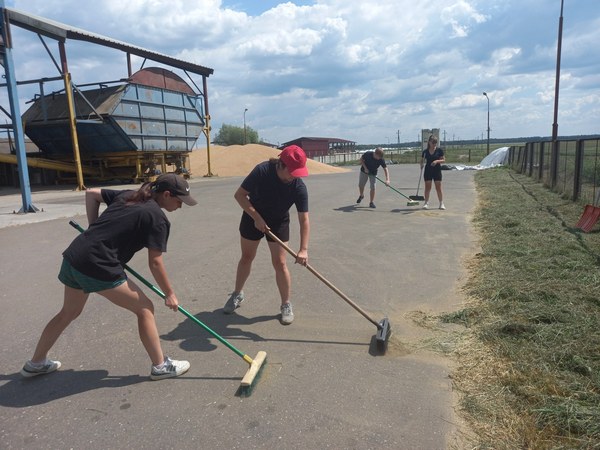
[305,163,600,448]
[437,168,600,449]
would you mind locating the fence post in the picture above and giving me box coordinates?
[525,143,532,176]
[573,139,584,202]
[539,141,545,181]
[550,140,559,188]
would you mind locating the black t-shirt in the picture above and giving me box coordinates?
[62,189,170,282]
[240,161,308,222]
[422,147,445,169]
[360,151,387,174]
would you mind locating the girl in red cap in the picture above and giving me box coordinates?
[223,145,310,324]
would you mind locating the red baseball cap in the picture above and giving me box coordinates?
[280,145,309,178]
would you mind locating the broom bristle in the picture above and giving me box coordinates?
[236,351,267,397]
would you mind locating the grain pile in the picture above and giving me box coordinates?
[188,144,351,177]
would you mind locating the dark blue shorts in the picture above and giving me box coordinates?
[239,212,290,242]
[424,166,442,182]
[58,258,127,293]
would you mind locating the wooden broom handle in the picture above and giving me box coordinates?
[265,230,381,329]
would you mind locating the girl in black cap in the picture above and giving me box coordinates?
[21,174,197,380]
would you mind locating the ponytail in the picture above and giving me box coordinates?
[125,182,155,204]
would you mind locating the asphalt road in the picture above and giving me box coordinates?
[0,164,477,449]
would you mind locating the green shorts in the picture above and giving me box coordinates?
[58,258,126,293]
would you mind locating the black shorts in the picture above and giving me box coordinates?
[424,166,442,182]
[239,212,290,242]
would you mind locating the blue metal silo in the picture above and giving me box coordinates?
[22,67,205,180]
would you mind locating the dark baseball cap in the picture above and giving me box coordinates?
[152,173,198,206]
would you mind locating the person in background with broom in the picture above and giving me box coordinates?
[20,174,197,380]
[356,147,390,208]
[223,145,310,325]
[420,135,446,210]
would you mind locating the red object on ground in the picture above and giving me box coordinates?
[575,204,600,232]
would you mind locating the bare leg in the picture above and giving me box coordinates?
[267,240,291,305]
[434,180,443,203]
[235,237,260,292]
[424,180,433,203]
[100,280,164,366]
[358,173,367,198]
[368,175,376,203]
[30,286,89,362]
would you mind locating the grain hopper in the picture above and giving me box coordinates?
[21,67,206,182]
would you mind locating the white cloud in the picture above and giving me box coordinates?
[441,0,487,38]
[2,0,599,145]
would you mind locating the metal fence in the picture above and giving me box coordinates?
[508,138,600,205]
[313,149,415,165]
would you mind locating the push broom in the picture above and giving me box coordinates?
[69,220,266,394]
[375,176,420,206]
[265,230,391,353]
[409,166,425,201]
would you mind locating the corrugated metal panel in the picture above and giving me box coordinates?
[22,73,205,155]
[25,117,137,155]
[22,85,126,123]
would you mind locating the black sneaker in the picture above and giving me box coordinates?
[356,195,364,204]
[369,202,376,208]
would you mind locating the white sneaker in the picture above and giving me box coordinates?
[280,303,294,324]
[422,203,429,209]
[20,359,61,378]
[439,203,446,210]
[223,291,244,314]
[150,357,190,380]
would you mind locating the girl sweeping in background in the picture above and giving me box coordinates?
[21,174,197,381]
[420,135,446,210]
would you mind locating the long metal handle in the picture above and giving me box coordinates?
[265,230,381,329]
[375,175,411,201]
[416,166,423,196]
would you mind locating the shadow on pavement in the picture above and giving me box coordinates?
[0,370,145,407]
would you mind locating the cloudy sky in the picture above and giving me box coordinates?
[2,0,599,146]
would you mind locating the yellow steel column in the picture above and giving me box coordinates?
[203,114,213,177]
[202,75,213,177]
[58,40,85,191]
[63,71,85,190]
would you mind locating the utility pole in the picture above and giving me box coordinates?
[243,108,248,145]
[483,92,490,155]
[550,0,564,188]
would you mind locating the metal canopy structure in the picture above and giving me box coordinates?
[0,4,214,211]
[5,9,214,77]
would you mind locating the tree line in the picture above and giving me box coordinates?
[212,124,261,146]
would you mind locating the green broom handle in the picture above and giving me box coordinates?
[374,175,412,200]
[68,220,247,360]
